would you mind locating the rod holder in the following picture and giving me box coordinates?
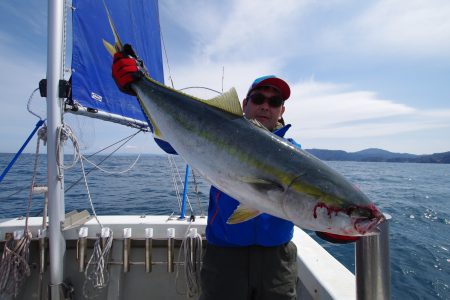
[189,228,198,263]
[167,228,175,273]
[38,229,47,274]
[356,214,391,300]
[77,227,88,272]
[123,228,132,273]
[14,230,24,240]
[101,227,111,249]
[145,228,153,273]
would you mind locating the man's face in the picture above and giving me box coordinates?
[243,86,285,131]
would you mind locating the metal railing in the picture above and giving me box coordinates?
[356,214,391,300]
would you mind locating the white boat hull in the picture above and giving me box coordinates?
[0,215,355,300]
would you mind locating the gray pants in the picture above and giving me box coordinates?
[200,242,298,300]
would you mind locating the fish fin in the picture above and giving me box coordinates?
[147,114,163,139]
[136,96,164,139]
[102,1,123,55]
[202,88,243,116]
[227,204,261,224]
[247,118,270,131]
[240,177,285,192]
[102,39,116,56]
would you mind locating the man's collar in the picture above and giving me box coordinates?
[273,124,291,137]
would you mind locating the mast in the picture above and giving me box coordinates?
[47,0,66,299]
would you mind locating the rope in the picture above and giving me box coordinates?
[0,233,31,297]
[0,119,45,184]
[82,154,141,175]
[25,132,42,230]
[55,124,142,227]
[191,169,205,218]
[79,153,102,228]
[0,129,44,296]
[222,66,225,93]
[0,187,29,201]
[183,230,202,298]
[166,155,195,215]
[158,16,175,89]
[64,130,142,193]
[173,160,194,214]
[82,229,114,299]
[63,0,68,77]
[26,88,44,120]
[179,86,222,95]
[167,155,183,211]
[175,224,203,298]
[54,124,98,227]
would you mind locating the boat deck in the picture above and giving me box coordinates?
[0,215,355,300]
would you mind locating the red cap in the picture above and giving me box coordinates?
[247,75,291,100]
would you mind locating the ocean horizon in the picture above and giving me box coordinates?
[1,153,449,299]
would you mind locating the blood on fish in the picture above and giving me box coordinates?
[313,202,342,218]
[313,202,381,220]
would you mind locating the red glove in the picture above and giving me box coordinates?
[112,45,145,95]
[315,231,360,244]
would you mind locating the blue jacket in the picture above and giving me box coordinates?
[205,124,301,247]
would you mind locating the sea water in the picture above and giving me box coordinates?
[0,153,449,299]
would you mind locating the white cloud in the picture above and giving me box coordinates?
[283,80,450,143]
[203,0,307,61]
[1,0,449,155]
[161,0,309,64]
[287,80,415,128]
[0,47,45,134]
[320,0,450,58]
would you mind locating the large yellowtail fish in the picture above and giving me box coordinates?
[103,10,385,236]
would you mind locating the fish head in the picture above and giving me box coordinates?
[283,175,386,236]
[347,203,385,235]
[312,202,385,236]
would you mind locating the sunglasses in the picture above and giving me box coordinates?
[249,93,284,108]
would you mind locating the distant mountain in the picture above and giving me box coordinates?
[305,148,450,164]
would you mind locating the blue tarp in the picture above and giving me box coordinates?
[71,0,164,123]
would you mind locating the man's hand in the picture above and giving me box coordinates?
[112,44,145,95]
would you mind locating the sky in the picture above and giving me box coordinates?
[0,0,449,156]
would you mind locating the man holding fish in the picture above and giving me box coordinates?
[112,47,383,299]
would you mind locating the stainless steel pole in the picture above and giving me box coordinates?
[356,214,391,300]
[47,0,66,299]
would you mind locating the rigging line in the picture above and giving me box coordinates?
[0,186,29,201]
[85,130,142,158]
[56,124,80,172]
[24,135,42,231]
[64,130,142,193]
[0,135,41,296]
[191,169,205,217]
[0,120,45,185]
[167,155,182,211]
[83,228,113,298]
[168,155,194,214]
[179,86,222,95]
[26,88,44,120]
[222,66,225,93]
[158,16,175,88]
[79,155,102,228]
[174,220,193,296]
[82,153,141,175]
[184,231,202,297]
[171,157,194,214]
[55,124,100,227]
[0,232,31,297]
[62,0,68,78]
[175,223,202,297]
